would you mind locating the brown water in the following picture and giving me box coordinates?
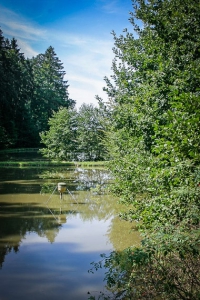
[0,166,140,300]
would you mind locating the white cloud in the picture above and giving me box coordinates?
[0,5,114,108]
[101,0,119,14]
[17,38,39,57]
[98,0,130,15]
[0,6,46,41]
[3,22,46,40]
[50,31,114,107]
[68,86,100,108]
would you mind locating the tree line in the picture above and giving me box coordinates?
[0,29,107,160]
[0,29,74,149]
[39,103,107,161]
[0,0,199,297]
[89,0,199,299]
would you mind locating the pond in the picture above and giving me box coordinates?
[0,165,140,300]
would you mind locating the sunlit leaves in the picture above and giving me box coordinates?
[97,0,200,298]
[76,104,107,161]
[40,104,108,162]
[40,107,77,160]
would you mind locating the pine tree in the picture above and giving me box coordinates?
[31,46,75,133]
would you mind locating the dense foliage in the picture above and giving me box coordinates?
[0,29,106,159]
[76,103,107,161]
[0,30,74,149]
[40,104,108,161]
[89,0,200,299]
[0,0,199,296]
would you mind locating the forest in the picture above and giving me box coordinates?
[0,0,200,298]
[0,31,106,160]
[0,33,76,148]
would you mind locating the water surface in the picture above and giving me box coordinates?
[0,166,140,300]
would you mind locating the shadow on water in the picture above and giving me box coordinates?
[0,200,78,267]
[0,162,140,300]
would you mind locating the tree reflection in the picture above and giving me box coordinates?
[39,167,112,193]
[0,202,76,268]
[0,166,137,269]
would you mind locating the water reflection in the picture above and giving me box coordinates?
[0,166,140,300]
[39,167,112,194]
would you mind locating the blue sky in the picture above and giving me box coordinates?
[0,0,134,108]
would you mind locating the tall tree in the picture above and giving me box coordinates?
[31,46,75,134]
[40,107,77,161]
[0,34,33,148]
[76,103,107,161]
[0,30,75,149]
[97,0,200,298]
[0,29,7,148]
[40,103,108,162]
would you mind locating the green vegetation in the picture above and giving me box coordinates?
[0,35,74,149]
[40,104,108,161]
[88,0,200,299]
[0,160,106,168]
[0,0,199,298]
[0,31,107,159]
[0,160,73,167]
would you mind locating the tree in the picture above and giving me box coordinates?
[40,103,108,162]
[40,107,77,161]
[30,46,75,135]
[0,30,75,149]
[92,0,200,298]
[76,103,107,161]
[0,33,34,148]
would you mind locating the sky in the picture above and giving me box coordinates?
[0,0,134,108]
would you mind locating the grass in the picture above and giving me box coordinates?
[0,160,108,168]
[74,161,108,167]
[0,148,108,168]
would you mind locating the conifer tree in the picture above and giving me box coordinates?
[31,46,75,133]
